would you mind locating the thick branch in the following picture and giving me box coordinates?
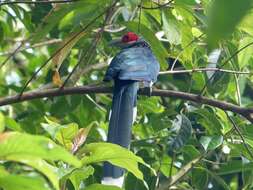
[0,0,78,6]
[1,85,253,123]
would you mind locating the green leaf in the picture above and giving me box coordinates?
[125,173,148,190]
[239,10,253,36]
[69,166,94,190]
[168,114,192,152]
[81,142,148,180]
[41,117,79,150]
[5,117,23,132]
[0,174,51,190]
[138,97,164,114]
[125,21,168,70]
[207,0,252,49]
[6,155,59,190]
[162,11,181,45]
[0,22,4,43]
[31,1,95,42]
[159,154,177,178]
[0,112,5,133]
[218,160,246,175]
[174,0,197,6]
[203,168,230,190]
[200,136,223,151]
[238,37,253,69]
[51,30,86,83]
[193,109,223,134]
[192,167,208,189]
[0,132,81,167]
[85,184,122,190]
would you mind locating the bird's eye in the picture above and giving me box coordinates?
[122,35,129,42]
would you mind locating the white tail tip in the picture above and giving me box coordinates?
[101,176,124,188]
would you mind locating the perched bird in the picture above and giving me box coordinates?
[102,32,160,187]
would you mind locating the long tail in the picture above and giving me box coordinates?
[103,79,138,183]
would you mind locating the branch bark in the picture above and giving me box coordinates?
[0,0,78,6]
[1,85,253,123]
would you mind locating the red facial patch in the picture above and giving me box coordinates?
[121,32,139,43]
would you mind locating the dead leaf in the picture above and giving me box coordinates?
[71,126,92,154]
[52,70,63,87]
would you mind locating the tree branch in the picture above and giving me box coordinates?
[157,155,204,190]
[140,0,174,10]
[0,0,78,6]
[160,68,252,75]
[0,39,62,56]
[1,85,253,123]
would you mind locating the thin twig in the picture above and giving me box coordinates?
[0,42,24,69]
[1,86,253,123]
[0,0,78,6]
[160,68,251,75]
[225,111,253,159]
[157,155,204,190]
[140,0,174,10]
[0,39,62,56]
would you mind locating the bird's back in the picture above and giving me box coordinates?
[104,46,160,83]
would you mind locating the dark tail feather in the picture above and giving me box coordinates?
[103,79,138,178]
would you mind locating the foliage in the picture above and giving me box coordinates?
[0,0,253,189]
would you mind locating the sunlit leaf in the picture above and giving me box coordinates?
[200,136,223,151]
[0,132,81,167]
[162,11,181,45]
[238,37,253,69]
[80,142,149,180]
[0,112,5,133]
[0,174,51,190]
[85,184,122,190]
[69,166,94,190]
[6,155,59,190]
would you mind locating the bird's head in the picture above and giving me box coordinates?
[121,32,139,43]
[109,32,144,48]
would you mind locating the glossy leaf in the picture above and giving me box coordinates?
[192,167,208,189]
[200,136,223,151]
[0,174,51,190]
[81,142,147,180]
[6,155,59,190]
[168,114,192,152]
[0,112,4,133]
[69,166,94,190]
[0,132,81,167]
[238,37,253,69]
[85,184,122,190]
